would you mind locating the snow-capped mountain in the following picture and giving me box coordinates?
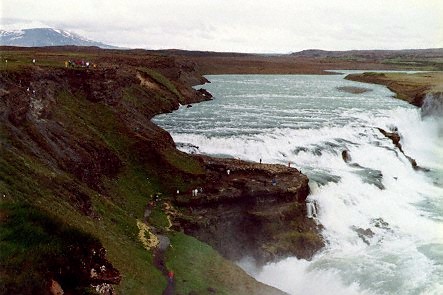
[0,28,118,48]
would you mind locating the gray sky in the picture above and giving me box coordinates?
[2,0,442,53]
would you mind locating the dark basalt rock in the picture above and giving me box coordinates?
[377,127,428,171]
[342,150,352,163]
[197,88,213,99]
[173,157,324,265]
[352,226,375,245]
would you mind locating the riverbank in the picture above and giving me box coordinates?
[345,72,443,107]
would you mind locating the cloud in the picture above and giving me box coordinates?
[1,0,442,52]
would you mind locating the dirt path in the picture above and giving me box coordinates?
[144,203,175,294]
[152,237,175,295]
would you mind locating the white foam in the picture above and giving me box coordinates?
[242,256,372,295]
[155,74,443,294]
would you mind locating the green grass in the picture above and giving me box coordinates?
[165,232,274,295]
[0,149,166,294]
[0,202,101,294]
[122,85,179,118]
[86,197,166,294]
[162,149,205,175]
[104,165,158,217]
[0,57,281,295]
[138,68,183,100]
[166,232,235,294]
[0,88,167,294]
[55,90,131,154]
[0,49,97,71]
[148,206,170,229]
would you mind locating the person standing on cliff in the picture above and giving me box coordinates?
[168,270,174,283]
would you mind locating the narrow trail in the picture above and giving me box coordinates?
[153,245,175,295]
[144,203,175,295]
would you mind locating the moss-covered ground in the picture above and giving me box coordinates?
[0,48,270,295]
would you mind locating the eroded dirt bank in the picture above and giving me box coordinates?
[345,72,443,107]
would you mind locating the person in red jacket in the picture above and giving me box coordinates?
[168,270,174,283]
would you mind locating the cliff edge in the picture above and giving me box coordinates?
[0,47,322,294]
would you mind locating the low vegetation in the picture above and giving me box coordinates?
[0,48,274,295]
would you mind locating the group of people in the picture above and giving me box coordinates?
[191,187,203,197]
[175,187,203,197]
[65,60,96,68]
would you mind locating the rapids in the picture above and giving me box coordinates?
[153,72,443,295]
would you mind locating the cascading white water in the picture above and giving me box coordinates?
[154,72,443,295]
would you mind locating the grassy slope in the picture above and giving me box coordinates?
[166,233,283,295]
[0,50,277,294]
[0,90,166,293]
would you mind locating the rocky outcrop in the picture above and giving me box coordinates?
[173,157,323,264]
[0,59,211,204]
[341,150,352,163]
[377,127,427,171]
[337,86,372,94]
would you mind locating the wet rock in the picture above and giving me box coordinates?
[342,150,384,189]
[354,167,385,190]
[197,88,213,99]
[308,172,341,186]
[377,128,401,149]
[337,86,372,94]
[341,150,352,163]
[377,127,427,171]
[372,218,390,230]
[353,226,375,245]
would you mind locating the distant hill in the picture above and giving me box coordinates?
[0,28,118,49]
[291,48,443,59]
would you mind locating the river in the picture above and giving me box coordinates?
[153,72,443,295]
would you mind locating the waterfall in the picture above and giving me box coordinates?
[154,73,443,295]
[306,201,317,219]
[421,92,443,118]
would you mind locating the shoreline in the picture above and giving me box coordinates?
[345,71,443,107]
[2,46,441,294]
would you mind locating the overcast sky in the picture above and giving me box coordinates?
[2,0,442,53]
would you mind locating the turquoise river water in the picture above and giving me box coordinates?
[153,72,443,295]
